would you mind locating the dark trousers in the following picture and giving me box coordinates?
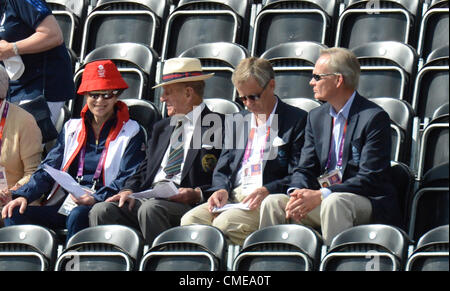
[3,205,91,242]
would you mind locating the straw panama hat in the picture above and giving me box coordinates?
[152,57,214,88]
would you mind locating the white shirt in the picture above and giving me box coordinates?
[153,103,205,185]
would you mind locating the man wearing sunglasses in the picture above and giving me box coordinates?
[181,57,308,246]
[260,48,401,245]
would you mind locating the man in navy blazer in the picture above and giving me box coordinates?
[89,58,224,244]
[181,57,308,245]
[260,48,401,245]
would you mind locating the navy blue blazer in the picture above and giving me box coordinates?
[123,106,224,202]
[210,98,308,198]
[289,93,401,226]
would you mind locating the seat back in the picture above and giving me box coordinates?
[56,225,144,271]
[282,97,321,112]
[261,41,327,100]
[251,0,337,56]
[140,225,227,271]
[204,98,243,114]
[320,224,410,271]
[122,98,161,139]
[161,0,251,60]
[0,225,57,271]
[233,225,323,271]
[390,161,415,231]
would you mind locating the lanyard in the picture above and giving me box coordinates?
[325,117,348,171]
[0,100,9,154]
[242,126,271,166]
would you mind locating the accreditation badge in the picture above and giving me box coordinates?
[317,168,343,188]
[241,162,263,196]
[0,166,8,191]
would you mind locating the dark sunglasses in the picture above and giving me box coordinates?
[238,80,270,102]
[88,90,119,100]
[312,73,340,81]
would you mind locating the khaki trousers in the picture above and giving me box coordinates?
[259,192,373,245]
[180,186,259,246]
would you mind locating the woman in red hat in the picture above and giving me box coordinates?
[1,60,146,240]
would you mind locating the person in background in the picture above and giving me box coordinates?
[1,60,146,239]
[0,0,75,124]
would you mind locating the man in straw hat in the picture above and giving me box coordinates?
[90,57,225,245]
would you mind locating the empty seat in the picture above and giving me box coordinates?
[179,42,249,102]
[352,41,418,102]
[390,161,415,231]
[406,224,449,271]
[122,98,161,139]
[251,0,338,56]
[282,97,321,112]
[370,97,414,163]
[161,0,251,60]
[335,0,420,49]
[417,0,449,59]
[204,98,243,114]
[55,225,144,271]
[80,0,169,60]
[233,225,323,271]
[320,224,411,271]
[0,225,57,271]
[412,45,449,126]
[70,43,159,117]
[261,41,328,100]
[139,225,227,271]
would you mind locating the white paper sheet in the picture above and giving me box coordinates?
[211,202,250,213]
[129,181,178,200]
[43,164,92,199]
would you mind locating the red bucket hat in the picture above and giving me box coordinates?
[77,60,128,95]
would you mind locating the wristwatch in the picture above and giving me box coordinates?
[12,43,19,55]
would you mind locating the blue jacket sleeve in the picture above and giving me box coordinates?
[92,127,147,202]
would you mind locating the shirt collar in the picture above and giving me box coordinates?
[183,102,205,125]
[250,98,279,129]
[329,91,356,120]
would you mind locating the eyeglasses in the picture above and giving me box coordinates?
[238,80,270,103]
[88,90,119,100]
[312,73,340,81]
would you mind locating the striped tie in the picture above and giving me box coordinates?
[164,120,184,178]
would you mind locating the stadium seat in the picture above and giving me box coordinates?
[178,42,249,102]
[319,224,411,271]
[161,0,251,60]
[44,105,72,155]
[232,225,323,271]
[409,162,449,241]
[282,97,321,112]
[352,41,418,102]
[139,225,227,271]
[417,0,449,60]
[70,43,159,117]
[251,0,338,56]
[432,102,449,120]
[122,98,162,139]
[390,161,415,231]
[79,0,170,60]
[55,225,144,271]
[406,224,449,271]
[204,98,243,114]
[260,41,328,100]
[370,97,414,163]
[412,45,449,126]
[335,0,421,49]
[0,225,58,271]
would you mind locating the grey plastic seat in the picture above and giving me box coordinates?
[233,225,323,271]
[320,224,411,271]
[352,41,418,101]
[261,41,328,100]
[122,98,161,139]
[406,224,449,271]
[161,0,251,60]
[204,98,243,114]
[370,97,414,163]
[55,225,144,271]
[335,0,420,49]
[251,0,337,56]
[80,0,170,60]
[390,161,415,231]
[139,225,227,271]
[282,97,321,112]
[0,225,58,271]
[178,42,249,102]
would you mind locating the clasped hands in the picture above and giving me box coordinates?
[285,188,322,221]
